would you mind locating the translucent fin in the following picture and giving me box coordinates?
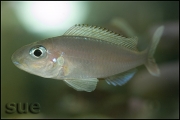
[63,24,138,51]
[111,18,136,37]
[145,58,160,76]
[64,78,99,92]
[149,26,164,57]
[145,26,164,77]
[105,69,137,86]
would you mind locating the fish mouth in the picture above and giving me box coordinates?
[13,60,20,66]
[12,57,29,72]
[11,53,26,69]
[11,53,20,66]
[12,58,22,68]
[11,54,18,66]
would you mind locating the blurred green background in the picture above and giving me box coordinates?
[1,1,179,118]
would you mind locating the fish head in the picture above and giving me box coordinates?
[11,40,62,78]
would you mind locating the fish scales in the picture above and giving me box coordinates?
[52,36,146,79]
[12,24,164,92]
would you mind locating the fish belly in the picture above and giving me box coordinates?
[53,36,145,79]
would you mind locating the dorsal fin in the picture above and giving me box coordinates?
[63,24,139,51]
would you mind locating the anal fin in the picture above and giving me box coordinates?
[64,78,99,92]
[105,68,137,86]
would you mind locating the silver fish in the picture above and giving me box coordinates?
[11,24,164,92]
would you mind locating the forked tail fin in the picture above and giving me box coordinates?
[145,26,164,76]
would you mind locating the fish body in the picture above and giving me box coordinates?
[52,36,145,79]
[12,24,164,92]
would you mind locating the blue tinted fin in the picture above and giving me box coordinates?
[105,68,137,86]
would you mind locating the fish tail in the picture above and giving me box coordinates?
[145,26,164,77]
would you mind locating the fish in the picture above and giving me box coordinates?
[11,24,164,92]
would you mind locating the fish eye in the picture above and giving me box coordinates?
[29,45,47,58]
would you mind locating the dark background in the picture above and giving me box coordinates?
[1,1,179,118]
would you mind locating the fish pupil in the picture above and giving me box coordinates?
[34,49,42,57]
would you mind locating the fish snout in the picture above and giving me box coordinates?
[11,53,24,67]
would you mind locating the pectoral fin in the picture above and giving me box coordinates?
[64,78,99,92]
[105,68,137,86]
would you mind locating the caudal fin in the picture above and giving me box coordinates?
[145,26,164,77]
